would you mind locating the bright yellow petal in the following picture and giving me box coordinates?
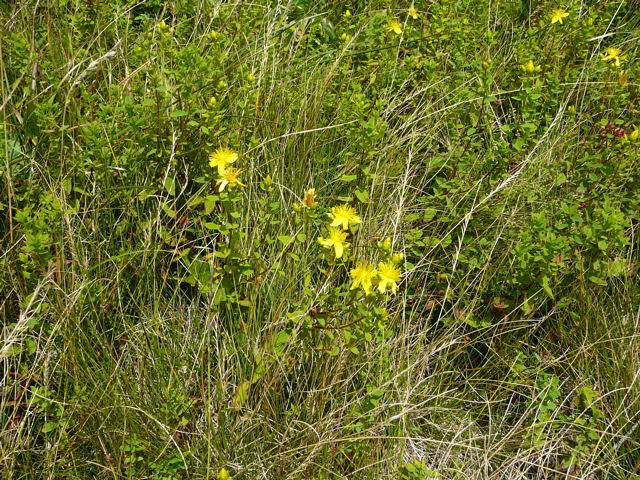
[334,242,344,258]
[318,237,331,248]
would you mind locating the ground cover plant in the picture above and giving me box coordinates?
[1,0,639,478]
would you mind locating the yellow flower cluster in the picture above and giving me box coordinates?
[317,204,361,259]
[209,148,246,192]
[350,258,403,296]
[349,236,404,296]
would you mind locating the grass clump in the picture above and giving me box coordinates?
[1,1,639,478]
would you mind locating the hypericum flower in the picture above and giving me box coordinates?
[328,204,361,230]
[387,20,403,35]
[602,47,623,67]
[550,8,569,24]
[217,468,232,480]
[209,148,238,174]
[318,228,350,259]
[409,5,419,19]
[391,252,404,264]
[217,167,246,192]
[303,188,318,208]
[157,20,173,35]
[350,262,377,296]
[618,70,628,85]
[377,261,402,294]
[521,60,541,74]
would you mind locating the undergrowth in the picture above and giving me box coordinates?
[1,1,639,479]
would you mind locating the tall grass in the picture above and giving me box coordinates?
[1,1,639,479]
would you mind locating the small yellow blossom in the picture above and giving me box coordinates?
[318,228,350,259]
[217,168,246,192]
[328,204,361,230]
[602,47,623,67]
[208,96,217,108]
[387,20,403,35]
[618,70,628,85]
[217,468,232,480]
[350,262,377,296]
[377,261,402,294]
[550,8,569,24]
[303,188,318,208]
[377,237,392,252]
[521,60,541,74]
[391,252,404,264]
[157,20,173,35]
[344,10,351,18]
[409,5,419,20]
[209,148,238,174]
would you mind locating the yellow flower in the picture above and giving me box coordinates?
[344,10,351,18]
[550,8,569,24]
[618,70,628,85]
[602,47,623,67]
[209,148,238,174]
[302,188,318,208]
[157,20,173,35]
[377,261,402,294]
[377,237,392,252]
[217,468,232,480]
[350,262,377,296]
[328,204,361,230]
[391,252,404,264]
[318,228,350,259]
[521,60,541,74]
[387,20,403,35]
[409,5,419,20]
[217,168,246,192]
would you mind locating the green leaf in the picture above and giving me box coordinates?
[232,381,250,408]
[423,208,437,221]
[588,275,607,286]
[41,421,57,433]
[277,235,293,246]
[354,189,369,203]
[163,175,176,195]
[161,202,176,218]
[541,276,554,299]
[340,174,357,182]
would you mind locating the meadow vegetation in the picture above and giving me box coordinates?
[1,0,639,478]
